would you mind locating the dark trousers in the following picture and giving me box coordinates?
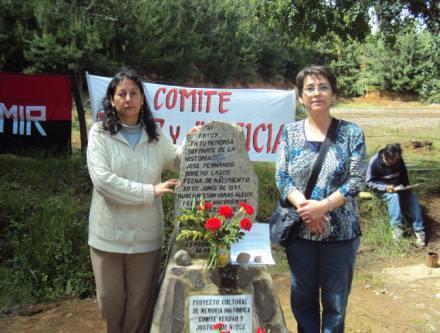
[285,237,360,333]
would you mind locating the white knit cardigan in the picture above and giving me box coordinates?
[86,122,181,253]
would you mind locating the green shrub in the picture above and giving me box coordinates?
[359,195,414,256]
[0,154,93,312]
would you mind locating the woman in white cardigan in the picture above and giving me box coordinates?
[87,68,197,333]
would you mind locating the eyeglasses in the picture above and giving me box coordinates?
[302,85,332,96]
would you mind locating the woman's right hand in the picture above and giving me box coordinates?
[189,125,202,134]
[303,214,329,234]
[297,200,329,234]
[154,179,179,197]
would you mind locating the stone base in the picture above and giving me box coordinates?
[150,255,288,333]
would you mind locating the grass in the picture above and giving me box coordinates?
[1,102,440,312]
[1,154,437,311]
[0,153,94,312]
[267,246,289,275]
[254,162,278,221]
[358,196,416,257]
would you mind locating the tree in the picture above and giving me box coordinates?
[258,0,371,43]
[370,0,439,35]
[0,1,36,71]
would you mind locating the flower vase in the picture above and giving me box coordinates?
[216,244,230,268]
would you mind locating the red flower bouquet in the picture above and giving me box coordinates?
[176,198,254,271]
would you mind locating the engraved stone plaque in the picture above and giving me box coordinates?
[175,121,258,218]
[189,295,252,332]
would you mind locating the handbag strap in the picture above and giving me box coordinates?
[303,118,339,199]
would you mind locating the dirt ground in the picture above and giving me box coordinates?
[275,197,440,333]
[1,99,440,332]
[1,235,439,333]
[2,198,439,333]
[1,260,439,333]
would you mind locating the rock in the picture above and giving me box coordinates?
[170,267,185,276]
[151,121,287,333]
[158,278,185,333]
[188,270,205,290]
[254,255,263,263]
[175,121,259,218]
[237,252,251,264]
[253,279,277,322]
[174,250,192,266]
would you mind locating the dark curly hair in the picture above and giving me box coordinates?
[101,68,159,142]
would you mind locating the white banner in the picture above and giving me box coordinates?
[86,73,295,162]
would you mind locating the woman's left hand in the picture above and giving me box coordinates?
[154,179,179,197]
[297,200,328,233]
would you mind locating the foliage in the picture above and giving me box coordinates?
[417,33,440,103]
[358,196,414,256]
[0,153,93,312]
[175,198,254,270]
[343,28,440,102]
[257,0,371,42]
[317,34,364,96]
[1,139,439,310]
[254,163,278,221]
[1,0,439,102]
[369,0,440,35]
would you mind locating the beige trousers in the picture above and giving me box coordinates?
[90,247,161,333]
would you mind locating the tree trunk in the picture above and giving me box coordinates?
[70,72,88,152]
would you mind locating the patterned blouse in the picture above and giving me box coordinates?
[276,118,367,242]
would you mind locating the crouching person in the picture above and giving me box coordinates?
[366,143,426,247]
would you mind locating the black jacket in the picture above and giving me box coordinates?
[365,149,410,192]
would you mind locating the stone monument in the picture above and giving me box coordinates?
[175,120,258,218]
[150,121,288,333]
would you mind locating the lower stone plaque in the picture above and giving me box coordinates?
[177,239,210,258]
[189,295,252,332]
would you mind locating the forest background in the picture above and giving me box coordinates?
[1,0,439,102]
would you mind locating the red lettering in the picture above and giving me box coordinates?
[165,88,178,109]
[253,123,266,153]
[272,125,284,153]
[154,87,166,110]
[218,92,232,113]
[154,87,233,114]
[203,91,217,113]
[196,121,205,126]
[198,90,203,112]
[266,123,273,153]
[153,118,165,128]
[180,89,196,112]
[170,125,180,144]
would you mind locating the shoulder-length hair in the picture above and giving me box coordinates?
[296,65,337,96]
[101,68,159,142]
